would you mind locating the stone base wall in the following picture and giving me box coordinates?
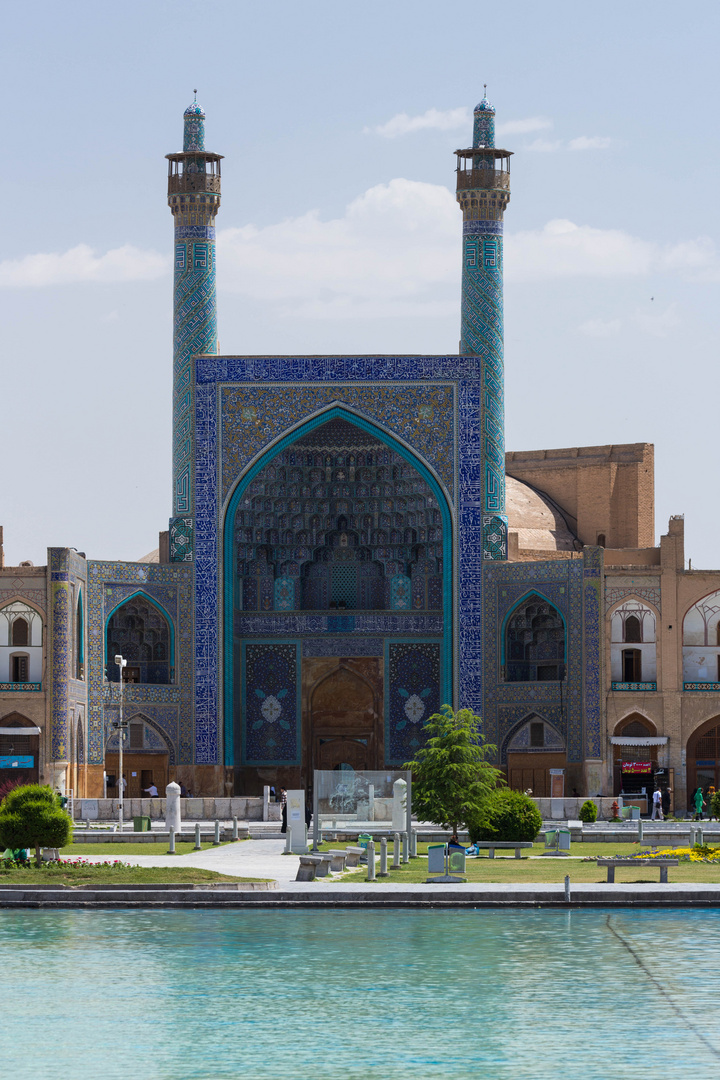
[74,797,282,821]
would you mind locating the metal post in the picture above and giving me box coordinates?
[232,816,238,840]
[284,823,292,854]
[114,654,127,833]
[213,819,221,846]
[194,822,202,850]
[379,836,388,876]
[392,832,401,869]
[564,874,571,903]
[313,778,320,851]
[168,829,176,855]
[367,840,376,881]
[637,818,643,844]
[410,829,417,858]
[402,831,409,864]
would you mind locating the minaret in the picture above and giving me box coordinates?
[166,95,222,560]
[455,90,512,561]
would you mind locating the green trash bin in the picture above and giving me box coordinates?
[133,816,151,832]
[544,828,558,849]
[358,833,372,862]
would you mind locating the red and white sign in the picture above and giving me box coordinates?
[621,761,652,774]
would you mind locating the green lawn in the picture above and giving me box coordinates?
[315,840,720,885]
[59,840,234,856]
[0,864,266,885]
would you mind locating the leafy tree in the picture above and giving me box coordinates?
[0,784,72,866]
[403,705,503,835]
[468,788,542,843]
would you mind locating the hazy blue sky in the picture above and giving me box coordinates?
[2,1,718,566]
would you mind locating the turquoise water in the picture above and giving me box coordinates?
[2,908,720,1078]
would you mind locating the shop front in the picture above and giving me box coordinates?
[611,720,670,814]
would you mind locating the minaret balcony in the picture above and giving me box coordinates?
[168,172,221,196]
[456,168,510,192]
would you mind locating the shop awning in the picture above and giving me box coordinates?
[611,736,668,746]
[0,726,41,735]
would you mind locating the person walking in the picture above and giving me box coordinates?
[693,786,706,821]
[661,786,671,819]
[651,785,663,820]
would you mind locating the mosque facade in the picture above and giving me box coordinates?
[1,96,719,814]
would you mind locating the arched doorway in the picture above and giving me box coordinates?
[687,717,720,806]
[310,666,378,772]
[612,714,660,808]
[0,712,39,790]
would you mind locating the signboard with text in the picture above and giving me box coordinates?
[0,756,33,769]
[621,761,652,773]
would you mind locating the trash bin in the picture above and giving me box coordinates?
[427,843,446,873]
[544,829,558,849]
[629,806,640,820]
[558,828,571,851]
[448,849,466,874]
[358,833,372,850]
[133,816,151,832]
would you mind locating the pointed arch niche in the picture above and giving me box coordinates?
[504,713,567,797]
[223,406,453,769]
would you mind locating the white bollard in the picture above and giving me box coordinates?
[564,874,571,903]
[168,829,176,855]
[165,781,181,836]
[379,836,388,876]
[262,785,270,822]
[368,784,375,823]
[392,778,407,831]
[284,823,292,854]
[410,830,417,858]
[213,819,221,846]
[367,840,376,881]
[392,832,401,869]
[637,818,643,844]
[232,816,239,841]
[194,822,202,850]
[402,831,409,864]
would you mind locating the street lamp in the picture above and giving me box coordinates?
[113,654,127,831]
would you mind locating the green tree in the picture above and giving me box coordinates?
[0,784,72,866]
[468,788,542,843]
[403,705,503,835]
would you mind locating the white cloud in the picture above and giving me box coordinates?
[577,303,681,340]
[577,317,623,338]
[0,243,168,287]
[505,219,718,282]
[526,138,564,153]
[365,109,553,140]
[217,179,459,318]
[365,107,471,138]
[568,135,613,151]
[496,117,552,136]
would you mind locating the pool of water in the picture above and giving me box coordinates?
[2,907,720,1078]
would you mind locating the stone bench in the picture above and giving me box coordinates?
[344,846,365,868]
[327,850,348,872]
[597,858,679,883]
[470,842,534,859]
[295,855,324,882]
[313,853,333,877]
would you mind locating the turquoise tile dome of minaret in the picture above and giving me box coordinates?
[456,89,511,559]
[183,95,205,151]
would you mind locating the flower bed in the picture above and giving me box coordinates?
[600,845,720,863]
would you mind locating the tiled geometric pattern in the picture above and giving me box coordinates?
[220,384,455,502]
[583,546,603,758]
[386,641,442,765]
[482,557,587,763]
[192,357,473,766]
[473,94,496,147]
[242,642,299,765]
[86,561,192,765]
[612,682,657,692]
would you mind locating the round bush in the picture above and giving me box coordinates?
[711,791,720,820]
[0,784,72,858]
[579,799,598,823]
[468,789,542,843]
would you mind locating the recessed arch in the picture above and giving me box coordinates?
[222,405,454,767]
[104,591,175,681]
[500,590,566,679]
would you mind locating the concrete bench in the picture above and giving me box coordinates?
[471,842,534,859]
[344,846,365,868]
[313,853,333,877]
[597,858,679,883]
[295,855,324,882]
[327,850,348,872]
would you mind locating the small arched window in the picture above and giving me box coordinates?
[624,615,642,643]
[596,534,606,548]
[106,596,172,684]
[12,618,29,647]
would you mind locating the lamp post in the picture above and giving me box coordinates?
[114,654,127,831]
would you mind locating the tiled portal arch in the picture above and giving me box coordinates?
[222,405,454,767]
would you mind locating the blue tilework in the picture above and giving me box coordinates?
[385,640,442,765]
[241,642,300,765]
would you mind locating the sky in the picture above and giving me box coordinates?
[1,0,719,567]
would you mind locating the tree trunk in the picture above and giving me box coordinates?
[35,843,42,867]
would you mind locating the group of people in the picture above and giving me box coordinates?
[650,784,672,820]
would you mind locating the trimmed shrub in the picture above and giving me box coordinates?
[468,788,542,844]
[0,784,72,865]
[579,799,598,823]
[711,791,720,820]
